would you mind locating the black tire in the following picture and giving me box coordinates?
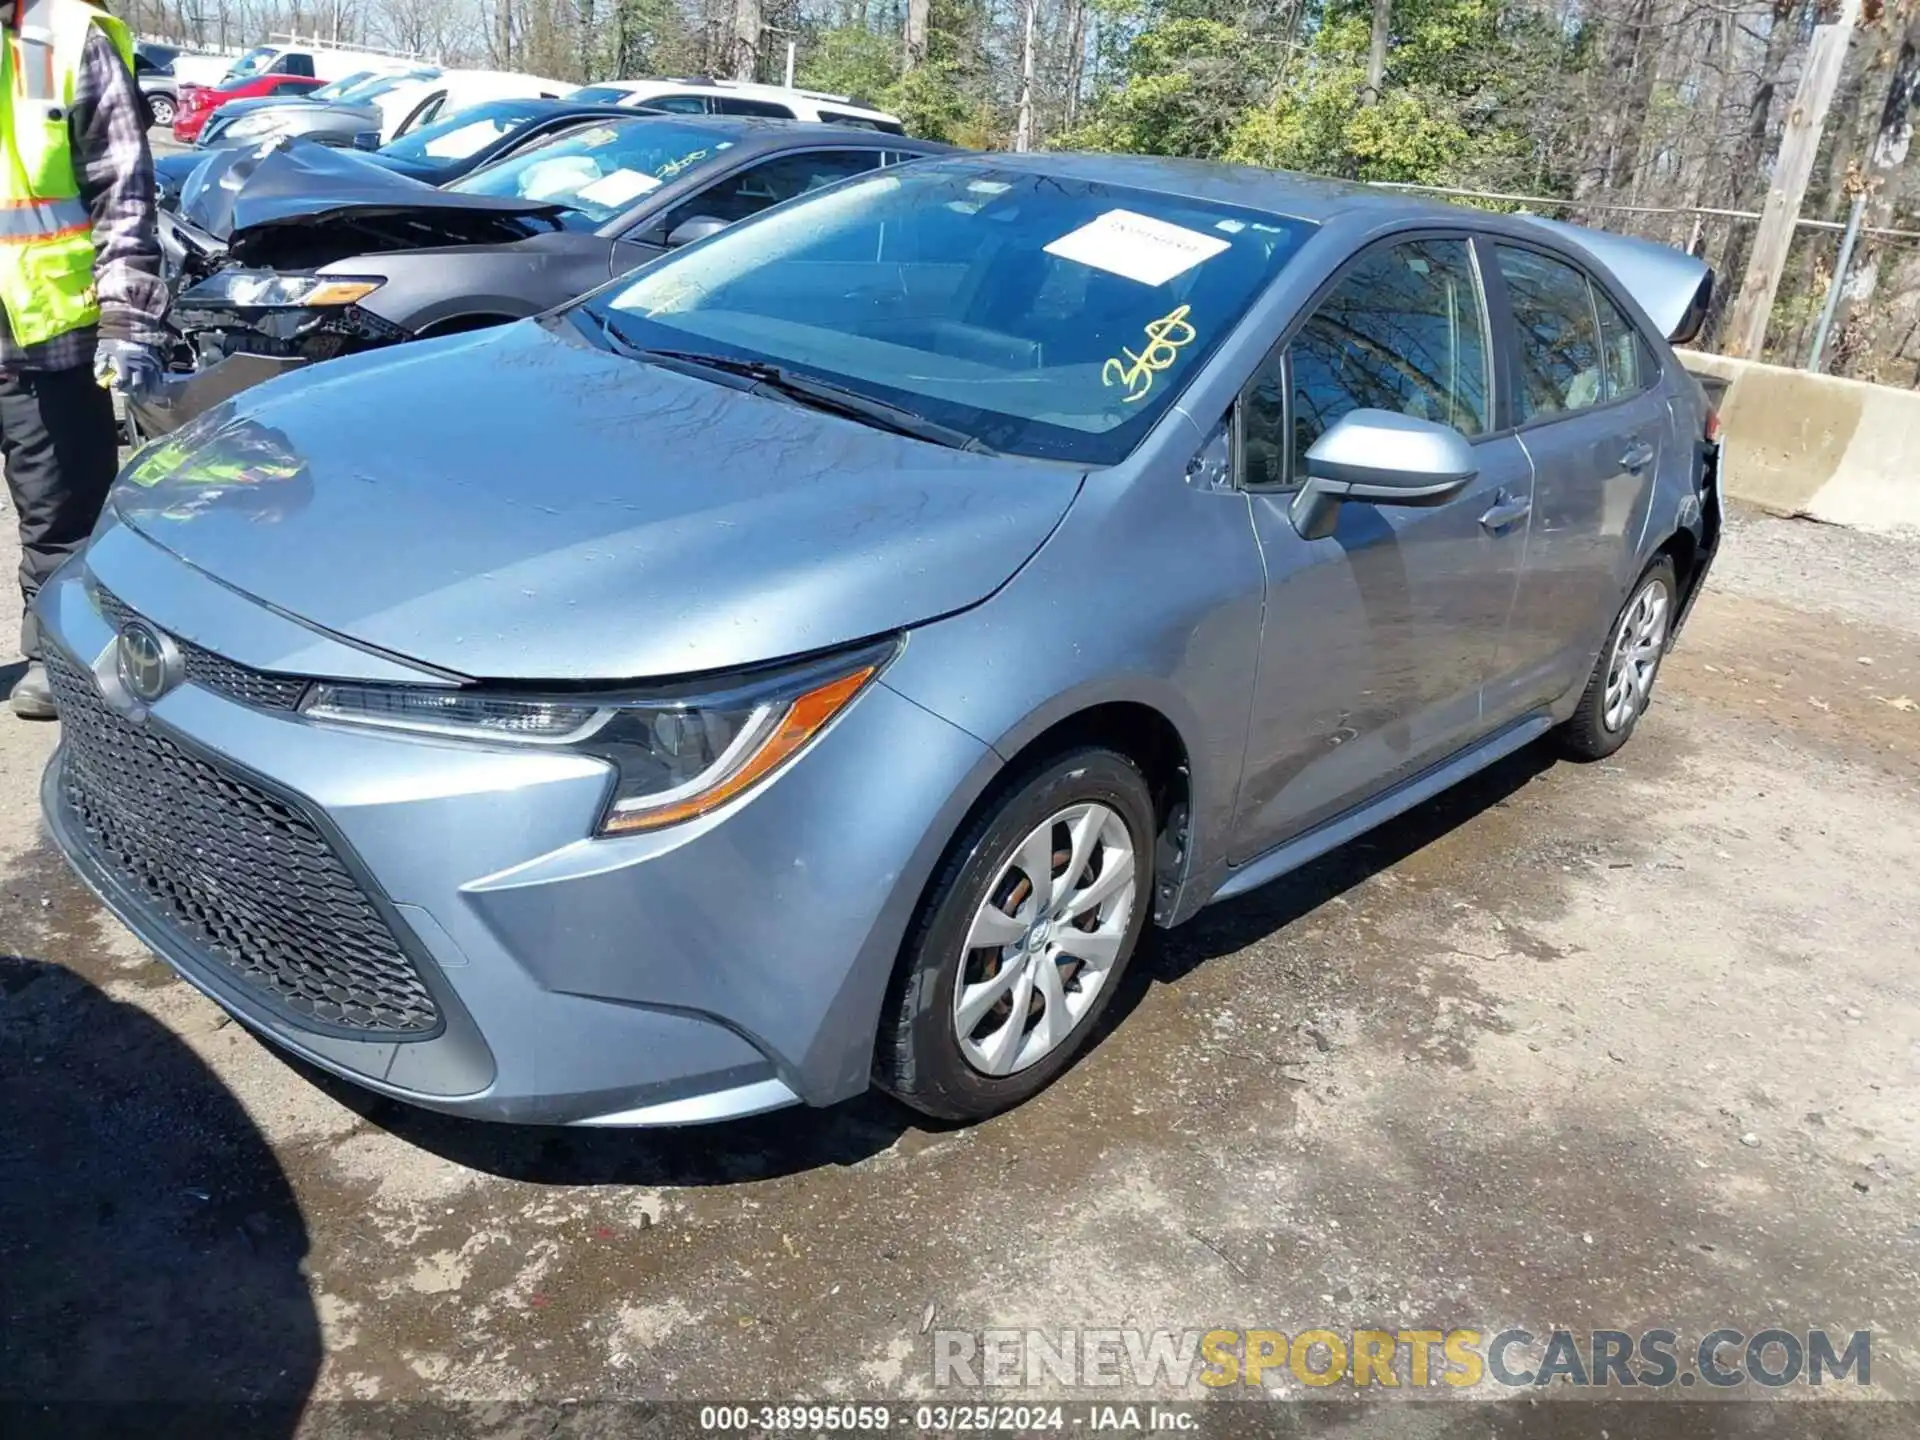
[1558,555,1678,761]
[875,747,1156,1122]
[148,94,175,128]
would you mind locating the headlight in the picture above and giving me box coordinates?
[299,641,894,835]
[178,270,384,309]
[219,113,289,141]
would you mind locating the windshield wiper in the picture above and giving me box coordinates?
[575,306,651,360]
[636,346,998,455]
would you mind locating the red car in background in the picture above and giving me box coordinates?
[172,72,326,143]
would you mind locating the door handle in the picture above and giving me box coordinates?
[1620,440,1655,472]
[1479,491,1531,534]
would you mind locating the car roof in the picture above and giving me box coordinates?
[587,77,900,119]
[942,151,1476,226]
[548,111,948,151]
[457,97,654,121]
[934,152,1711,339]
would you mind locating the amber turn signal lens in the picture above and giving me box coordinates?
[305,280,384,307]
[599,665,878,834]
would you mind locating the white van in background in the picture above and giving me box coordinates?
[565,77,905,133]
[364,69,573,145]
[222,40,423,85]
[170,52,239,87]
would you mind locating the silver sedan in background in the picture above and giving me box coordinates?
[38,154,1720,1127]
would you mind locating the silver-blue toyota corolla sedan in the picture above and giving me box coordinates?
[38,154,1721,1126]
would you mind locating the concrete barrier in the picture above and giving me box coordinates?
[1678,349,1920,536]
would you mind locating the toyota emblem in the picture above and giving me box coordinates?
[116,620,183,704]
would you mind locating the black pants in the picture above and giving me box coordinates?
[1,365,117,661]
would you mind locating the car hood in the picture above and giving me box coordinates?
[178,138,562,244]
[111,322,1083,681]
[202,95,326,121]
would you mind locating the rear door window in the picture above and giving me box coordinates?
[647,94,712,114]
[712,96,797,118]
[1496,245,1605,420]
[1593,287,1660,400]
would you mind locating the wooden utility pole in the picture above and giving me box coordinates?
[1364,0,1390,104]
[1013,0,1036,151]
[1724,0,1861,359]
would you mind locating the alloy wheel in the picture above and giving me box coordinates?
[1603,577,1671,732]
[953,802,1138,1077]
[149,95,175,126]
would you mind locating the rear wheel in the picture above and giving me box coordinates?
[147,93,175,127]
[1558,556,1676,760]
[875,748,1154,1122]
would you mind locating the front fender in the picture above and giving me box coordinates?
[881,435,1267,928]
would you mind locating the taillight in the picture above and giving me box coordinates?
[1704,409,1722,444]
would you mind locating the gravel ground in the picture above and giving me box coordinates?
[3,504,1919,1435]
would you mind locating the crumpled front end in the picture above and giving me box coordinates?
[136,140,561,437]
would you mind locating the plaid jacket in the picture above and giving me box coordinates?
[0,23,167,372]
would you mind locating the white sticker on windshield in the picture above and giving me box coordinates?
[576,168,663,207]
[1044,209,1231,287]
[421,119,506,159]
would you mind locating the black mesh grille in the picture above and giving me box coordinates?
[46,648,442,1037]
[93,588,308,711]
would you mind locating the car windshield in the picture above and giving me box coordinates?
[451,118,732,229]
[382,100,547,163]
[349,70,438,102]
[568,85,631,104]
[225,46,276,79]
[309,70,374,101]
[577,162,1316,464]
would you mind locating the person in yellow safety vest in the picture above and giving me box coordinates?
[2,0,165,719]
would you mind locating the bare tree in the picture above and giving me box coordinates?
[1014,0,1036,150]
[1364,0,1388,104]
[730,0,759,77]
[374,0,457,57]
[904,0,929,69]
[1827,17,1920,373]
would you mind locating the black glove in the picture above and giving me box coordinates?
[94,339,163,399]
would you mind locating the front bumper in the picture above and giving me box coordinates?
[35,529,996,1125]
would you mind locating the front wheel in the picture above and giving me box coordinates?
[147,94,175,127]
[875,748,1155,1122]
[1558,556,1677,761]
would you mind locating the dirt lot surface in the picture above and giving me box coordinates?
[3,504,1919,1434]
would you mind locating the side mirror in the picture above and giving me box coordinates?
[665,215,727,247]
[1288,409,1478,541]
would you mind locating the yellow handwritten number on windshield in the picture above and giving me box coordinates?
[1102,306,1196,404]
